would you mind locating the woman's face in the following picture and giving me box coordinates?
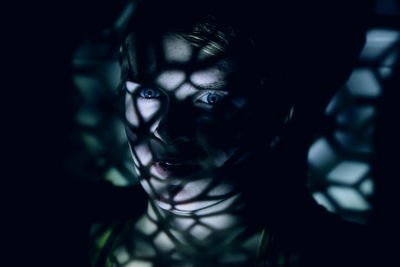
[124,33,261,215]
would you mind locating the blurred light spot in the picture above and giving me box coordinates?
[137,216,157,235]
[328,186,371,211]
[105,167,129,187]
[328,161,370,184]
[134,240,156,257]
[113,119,130,146]
[172,217,195,230]
[126,260,153,267]
[81,133,103,154]
[337,106,375,128]
[360,29,400,61]
[378,66,393,79]
[308,138,337,170]
[359,178,374,196]
[114,247,130,263]
[232,97,247,109]
[190,224,212,240]
[114,1,136,29]
[169,230,187,247]
[347,69,381,97]
[200,214,237,230]
[383,48,399,66]
[74,43,109,60]
[242,233,261,252]
[325,90,345,115]
[124,160,138,181]
[76,107,101,127]
[154,232,175,252]
[333,131,372,154]
[312,192,336,213]
[73,75,104,102]
[219,252,247,263]
[170,251,184,260]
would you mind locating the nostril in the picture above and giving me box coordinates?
[154,127,190,145]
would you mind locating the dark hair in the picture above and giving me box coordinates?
[119,0,369,137]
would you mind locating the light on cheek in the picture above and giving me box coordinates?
[207,183,235,197]
[125,93,139,127]
[134,143,152,166]
[137,99,161,122]
[213,152,230,168]
[140,179,154,198]
[149,178,169,199]
[150,118,161,134]
[173,178,212,202]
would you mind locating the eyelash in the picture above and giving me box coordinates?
[133,84,226,106]
[197,92,225,105]
[138,87,161,99]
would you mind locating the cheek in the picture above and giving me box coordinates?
[134,143,153,166]
[196,115,239,151]
[125,93,162,127]
[125,93,139,127]
[137,99,161,122]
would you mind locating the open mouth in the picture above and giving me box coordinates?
[153,160,203,178]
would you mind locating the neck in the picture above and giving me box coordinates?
[144,193,263,265]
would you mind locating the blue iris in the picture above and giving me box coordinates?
[206,93,222,104]
[139,87,160,99]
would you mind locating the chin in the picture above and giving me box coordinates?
[153,193,241,217]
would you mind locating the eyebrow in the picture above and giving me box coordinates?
[194,80,227,90]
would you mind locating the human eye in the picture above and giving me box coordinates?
[138,87,161,99]
[197,91,227,105]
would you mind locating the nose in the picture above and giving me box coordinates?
[153,100,193,145]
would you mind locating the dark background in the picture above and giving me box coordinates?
[6,0,399,266]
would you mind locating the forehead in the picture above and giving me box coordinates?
[127,32,238,87]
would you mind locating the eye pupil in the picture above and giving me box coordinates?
[140,88,159,98]
[207,94,220,104]
[145,90,154,97]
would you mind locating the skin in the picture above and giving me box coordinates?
[117,32,285,266]
[124,33,257,215]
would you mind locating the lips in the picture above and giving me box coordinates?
[153,160,202,178]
